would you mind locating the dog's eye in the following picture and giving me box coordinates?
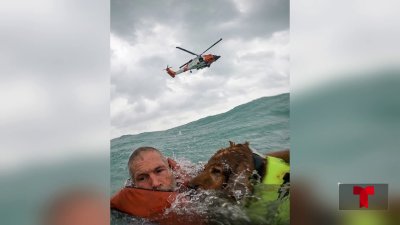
[211,168,222,174]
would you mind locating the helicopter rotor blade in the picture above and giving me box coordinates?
[176,47,198,56]
[179,59,193,68]
[200,38,222,55]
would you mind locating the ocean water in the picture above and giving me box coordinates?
[111,93,289,224]
[111,93,289,194]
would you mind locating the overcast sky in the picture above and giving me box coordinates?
[111,0,290,138]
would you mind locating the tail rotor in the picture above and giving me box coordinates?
[164,65,176,78]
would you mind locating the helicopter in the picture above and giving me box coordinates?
[165,38,222,78]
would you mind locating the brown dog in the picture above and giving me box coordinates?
[189,141,289,200]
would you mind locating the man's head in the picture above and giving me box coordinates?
[128,147,176,191]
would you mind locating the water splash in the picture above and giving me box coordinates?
[164,189,250,225]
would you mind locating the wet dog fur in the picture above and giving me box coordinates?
[189,141,289,200]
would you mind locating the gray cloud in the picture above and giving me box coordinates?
[111,0,240,42]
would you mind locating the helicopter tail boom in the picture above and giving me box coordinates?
[165,65,186,78]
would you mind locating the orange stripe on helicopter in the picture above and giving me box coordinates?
[203,54,214,63]
[166,68,176,78]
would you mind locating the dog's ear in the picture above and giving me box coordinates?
[229,141,235,147]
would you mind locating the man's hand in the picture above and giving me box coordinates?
[167,158,180,170]
[167,158,191,188]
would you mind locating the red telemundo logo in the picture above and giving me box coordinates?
[353,186,374,208]
[339,183,388,210]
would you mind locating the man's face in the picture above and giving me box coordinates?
[130,151,176,191]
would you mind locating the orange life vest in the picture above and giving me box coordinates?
[111,187,203,225]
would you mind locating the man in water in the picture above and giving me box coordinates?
[111,146,193,225]
[127,146,180,191]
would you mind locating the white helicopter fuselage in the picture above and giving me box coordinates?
[167,54,220,77]
[166,38,222,78]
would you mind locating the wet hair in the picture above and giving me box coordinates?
[127,147,167,178]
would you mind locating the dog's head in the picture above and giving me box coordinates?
[189,141,255,200]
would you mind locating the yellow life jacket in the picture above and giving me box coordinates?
[261,156,290,201]
[246,156,290,224]
[263,156,290,185]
